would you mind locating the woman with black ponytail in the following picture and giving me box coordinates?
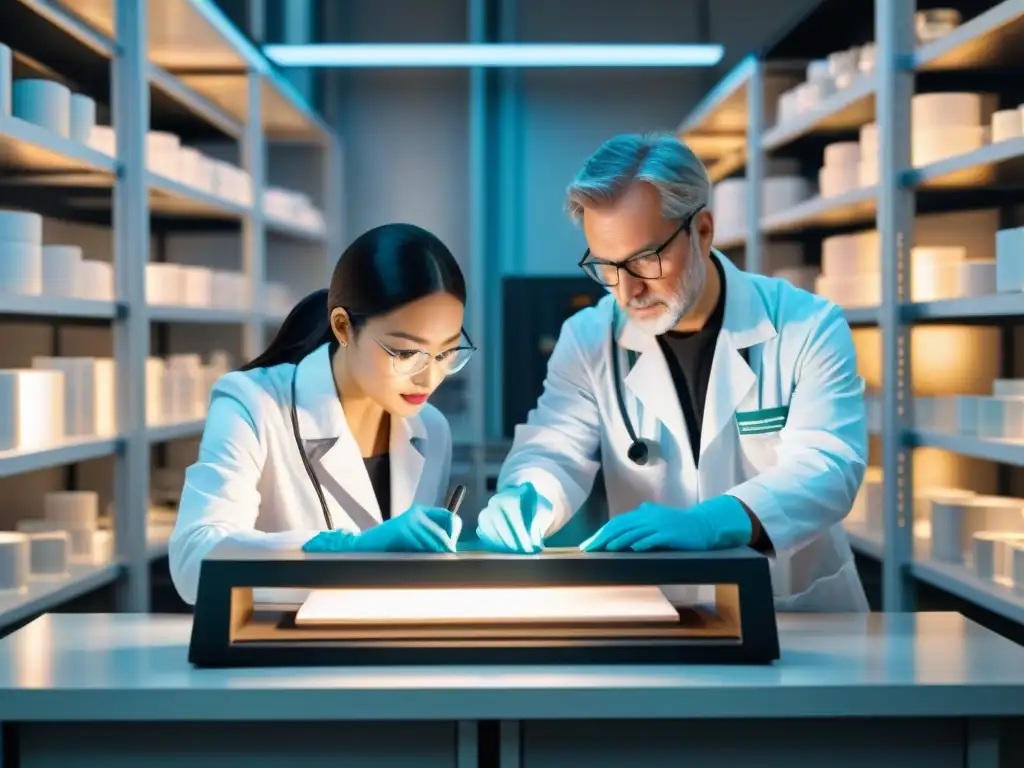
[169,223,476,605]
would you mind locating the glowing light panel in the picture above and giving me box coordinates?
[263,43,725,68]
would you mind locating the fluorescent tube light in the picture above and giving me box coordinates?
[263,43,724,68]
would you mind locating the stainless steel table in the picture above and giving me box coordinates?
[0,612,1023,767]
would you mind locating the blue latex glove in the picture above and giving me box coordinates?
[476,482,554,554]
[303,504,462,553]
[580,495,752,552]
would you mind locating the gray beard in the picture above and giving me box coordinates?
[628,250,707,336]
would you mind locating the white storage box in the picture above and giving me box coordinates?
[41,245,84,298]
[995,226,1024,293]
[146,262,185,305]
[0,369,65,450]
[977,397,1024,439]
[931,495,1024,564]
[972,531,1024,583]
[12,79,70,137]
[44,490,100,529]
[69,93,96,143]
[24,529,70,577]
[0,532,29,592]
[0,242,42,295]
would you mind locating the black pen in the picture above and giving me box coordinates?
[446,484,467,516]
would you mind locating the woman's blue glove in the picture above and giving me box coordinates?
[476,482,554,554]
[580,495,752,552]
[303,504,462,553]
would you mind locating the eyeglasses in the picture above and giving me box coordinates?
[577,205,704,287]
[373,330,477,377]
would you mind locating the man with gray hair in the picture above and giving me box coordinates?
[477,132,868,612]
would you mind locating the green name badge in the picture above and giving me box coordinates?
[736,406,789,436]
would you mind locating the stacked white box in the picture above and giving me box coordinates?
[69,93,96,143]
[78,259,114,301]
[0,210,43,296]
[145,131,181,179]
[930,495,1024,564]
[910,246,966,301]
[12,79,70,137]
[86,125,115,156]
[995,226,1024,293]
[0,369,65,451]
[17,491,113,564]
[819,141,861,197]
[977,397,1024,439]
[31,357,116,438]
[23,529,69,577]
[146,357,165,425]
[911,93,989,167]
[711,178,747,237]
[40,245,84,299]
[972,531,1024,583]
[991,109,1022,143]
[0,532,29,592]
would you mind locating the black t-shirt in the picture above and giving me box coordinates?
[364,453,392,520]
[656,257,727,466]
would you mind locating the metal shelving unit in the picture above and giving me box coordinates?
[0,0,342,627]
[679,0,1024,627]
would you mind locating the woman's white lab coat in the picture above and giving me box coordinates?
[169,342,452,604]
[499,252,870,612]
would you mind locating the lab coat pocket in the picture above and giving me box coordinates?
[774,560,868,613]
[738,430,782,475]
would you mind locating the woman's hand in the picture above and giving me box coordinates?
[303,504,461,553]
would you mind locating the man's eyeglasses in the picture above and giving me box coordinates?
[374,330,477,377]
[578,205,704,287]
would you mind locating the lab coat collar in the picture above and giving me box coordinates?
[294,343,427,525]
[614,251,778,459]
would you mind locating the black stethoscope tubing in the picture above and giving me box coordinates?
[291,365,335,529]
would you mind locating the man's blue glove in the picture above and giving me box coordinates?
[303,504,462,553]
[476,482,554,554]
[580,495,752,552]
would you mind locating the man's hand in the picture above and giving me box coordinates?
[580,495,753,552]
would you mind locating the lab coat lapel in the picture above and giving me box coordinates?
[617,314,689,449]
[389,414,427,518]
[294,344,382,529]
[699,252,778,461]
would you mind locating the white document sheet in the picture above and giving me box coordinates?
[295,586,680,626]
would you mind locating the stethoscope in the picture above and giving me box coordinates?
[290,365,335,530]
[609,312,754,467]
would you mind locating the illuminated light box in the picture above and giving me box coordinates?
[187,544,780,668]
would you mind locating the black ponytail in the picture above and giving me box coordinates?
[240,223,466,372]
[239,289,333,371]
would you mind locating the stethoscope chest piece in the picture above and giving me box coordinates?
[627,440,649,466]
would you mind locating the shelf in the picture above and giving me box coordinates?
[905,294,1024,322]
[678,56,755,137]
[906,429,1024,466]
[148,64,243,140]
[909,137,1024,189]
[762,186,877,234]
[0,294,118,320]
[911,557,1024,625]
[916,1,1024,71]
[762,76,875,152]
[843,306,878,326]
[147,305,250,324]
[844,520,883,559]
[0,560,120,631]
[147,419,204,443]
[0,115,116,175]
[147,173,250,220]
[0,436,118,479]
[265,215,327,243]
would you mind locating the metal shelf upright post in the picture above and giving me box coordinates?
[745,58,767,275]
[876,0,917,611]
[112,0,152,611]
[243,72,265,361]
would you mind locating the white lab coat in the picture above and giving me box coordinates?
[169,342,452,605]
[499,252,869,612]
